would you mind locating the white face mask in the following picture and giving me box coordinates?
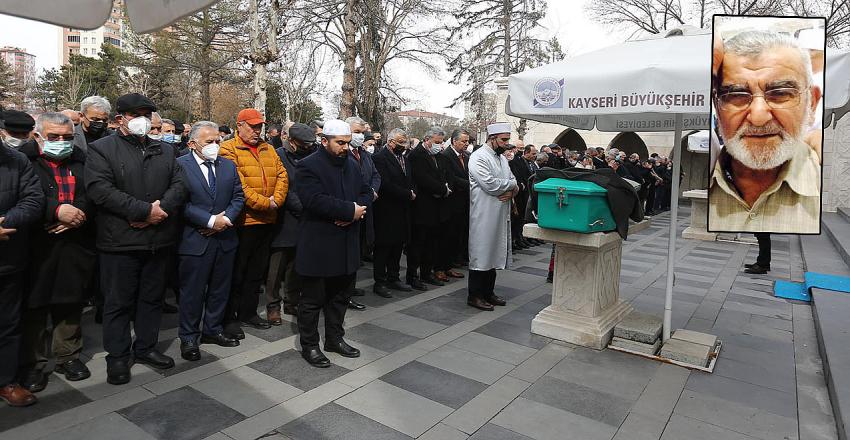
[127,116,152,136]
[3,135,24,148]
[350,132,365,147]
[430,142,443,154]
[201,142,220,161]
[147,133,163,141]
[466,144,474,153]
[365,145,375,154]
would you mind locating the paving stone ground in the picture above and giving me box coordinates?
[0,208,837,440]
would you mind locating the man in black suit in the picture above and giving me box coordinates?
[509,144,536,250]
[437,128,471,275]
[371,128,416,297]
[406,126,452,288]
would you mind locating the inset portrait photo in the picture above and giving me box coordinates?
[708,15,825,234]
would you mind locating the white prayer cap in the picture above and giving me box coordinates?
[323,119,351,136]
[487,122,511,136]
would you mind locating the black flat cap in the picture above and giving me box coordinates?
[116,93,157,113]
[2,110,35,132]
[289,123,315,145]
[364,131,374,141]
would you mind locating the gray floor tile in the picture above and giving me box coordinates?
[469,424,534,439]
[449,332,538,365]
[475,320,551,349]
[674,390,797,440]
[156,338,219,377]
[119,387,244,440]
[513,266,548,277]
[685,372,797,418]
[243,321,299,342]
[418,345,515,385]
[336,380,453,437]
[521,375,632,427]
[399,302,473,326]
[248,349,349,391]
[368,312,448,338]
[612,412,667,440]
[380,361,488,409]
[493,397,617,440]
[277,403,412,440]
[39,412,156,440]
[343,322,421,353]
[546,347,658,401]
[191,366,303,416]
[0,372,92,432]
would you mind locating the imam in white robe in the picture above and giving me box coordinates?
[468,144,518,271]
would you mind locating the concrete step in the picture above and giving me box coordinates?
[801,228,850,277]
[839,206,850,223]
[823,212,850,269]
[813,288,850,440]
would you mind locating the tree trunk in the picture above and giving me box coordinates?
[340,0,358,118]
[249,0,267,115]
[502,0,511,77]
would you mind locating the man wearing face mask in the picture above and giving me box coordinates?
[17,113,96,393]
[73,96,111,154]
[467,123,517,311]
[85,93,186,385]
[1,110,36,151]
[175,121,245,361]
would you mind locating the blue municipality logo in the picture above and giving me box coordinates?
[533,78,565,108]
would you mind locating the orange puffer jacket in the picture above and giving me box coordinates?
[220,136,288,226]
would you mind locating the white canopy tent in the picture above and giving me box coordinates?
[0,0,220,33]
[506,27,850,342]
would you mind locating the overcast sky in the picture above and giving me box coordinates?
[0,0,624,119]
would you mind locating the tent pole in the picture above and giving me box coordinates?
[663,114,684,342]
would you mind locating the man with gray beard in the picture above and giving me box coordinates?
[708,29,822,234]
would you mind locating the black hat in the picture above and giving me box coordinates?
[364,131,374,141]
[2,110,35,132]
[172,119,184,130]
[219,125,231,134]
[288,123,315,145]
[115,93,157,113]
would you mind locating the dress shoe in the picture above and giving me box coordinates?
[351,287,366,297]
[224,322,245,340]
[241,315,272,330]
[20,369,47,393]
[373,283,393,298]
[446,269,465,279]
[348,299,366,310]
[407,279,427,291]
[387,281,412,292]
[201,333,240,347]
[0,384,37,407]
[266,306,283,326]
[422,276,445,286]
[54,359,91,381]
[135,350,175,370]
[162,302,179,314]
[520,238,534,248]
[486,295,507,306]
[283,304,298,316]
[744,263,770,270]
[434,271,450,282]
[180,340,201,361]
[744,263,770,274]
[106,360,131,385]
[324,340,360,358]
[301,347,331,368]
[467,297,495,311]
[546,273,553,283]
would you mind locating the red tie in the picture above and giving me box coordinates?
[352,148,361,162]
[458,152,465,170]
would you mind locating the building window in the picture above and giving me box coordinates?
[67,35,80,43]
[83,48,87,54]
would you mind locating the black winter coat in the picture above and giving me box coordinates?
[438,147,470,219]
[20,143,97,307]
[408,144,449,226]
[0,144,45,276]
[271,147,305,248]
[372,146,413,245]
[85,133,186,253]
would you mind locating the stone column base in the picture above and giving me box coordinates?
[682,227,717,241]
[531,301,634,350]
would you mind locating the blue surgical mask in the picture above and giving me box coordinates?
[163,133,180,143]
[42,140,73,160]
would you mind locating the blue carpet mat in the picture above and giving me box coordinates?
[774,272,850,302]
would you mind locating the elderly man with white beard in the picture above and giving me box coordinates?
[708,29,822,234]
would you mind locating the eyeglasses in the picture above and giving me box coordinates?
[39,133,74,141]
[716,87,805,112]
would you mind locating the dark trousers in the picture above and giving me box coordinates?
[0,273,23,386]
[468,269,497,300]
[645,185,657,213]
[229,224,274,322]
[20,303,84,372]
[512,193,528,241]
[374,242,404,284]
[407,224,438,281]
[265,246,301,309]
[755,233,772,266]
[297,273,355,349]
[442,211,467,266]
[100,250,170,363]
[178,241,236,343]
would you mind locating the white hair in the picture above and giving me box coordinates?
[424,126,446,140]
[723,30,814,88]
[387,128,407,140]
[345,116,366,126]
[36,112,74,134]
[189,121,219,141]
[79,95,111,114]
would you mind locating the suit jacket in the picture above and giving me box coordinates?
[407,144,448,226]
[351,145,381,243]
[509,155,534,193]
[295,147,372,277]
[372,146,413,245]
[438,147,470,218]
[271,147,305,248]
[177,153,245,256]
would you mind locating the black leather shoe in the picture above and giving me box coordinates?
[486,295,507,306]
[422,276,445,286]
[351,287,366,297]
[387,281,413,292]
[348,300,366,310]
[241,316,272,330]
[324,340,360,358]
[744,263,770,274]
[407,279,427,291]
[201,333,240,347]
[106,360,131,385]
[744,263,770,270]
[180,340,201,361]
[373,283,393,298]
[301,348,331,368]
[135,350,175,370]
[467,297,494,311]
[224,322,245,340]
[20,369,48,393]
[54,359,91,381]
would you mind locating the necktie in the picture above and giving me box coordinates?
[352,147,361,162]
[203,161,216,195]
[396,154,406,174]
[458,152,465,170]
